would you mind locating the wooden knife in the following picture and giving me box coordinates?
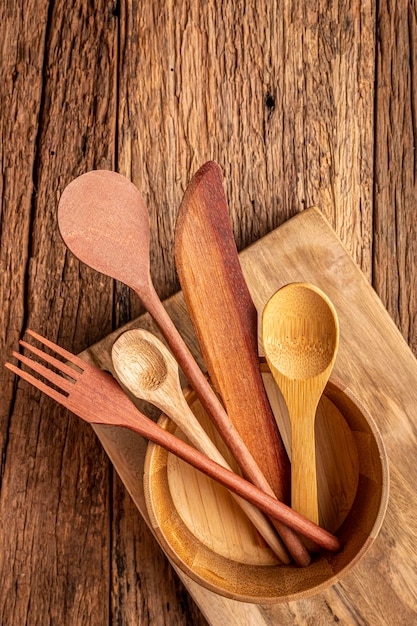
[174,162,309,565]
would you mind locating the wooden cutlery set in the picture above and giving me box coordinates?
[5,162,388,602]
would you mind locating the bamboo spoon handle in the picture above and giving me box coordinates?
[288,399,319,525]
[262,283,340,527]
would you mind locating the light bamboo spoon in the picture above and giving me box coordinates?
[111,328,290,563]
[262,283,339,525]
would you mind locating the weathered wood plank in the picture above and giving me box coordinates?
[0,1,210,623]
[0,2,116,625]
[111,474,209,625]
[374,0,417,354]
[117,0,374,290]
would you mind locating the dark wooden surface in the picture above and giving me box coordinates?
[1,1,416,624]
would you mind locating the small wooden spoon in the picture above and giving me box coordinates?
[111,328,290,563]
[262,283,339,525]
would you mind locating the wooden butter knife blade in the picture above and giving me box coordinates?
[174,161,310,565]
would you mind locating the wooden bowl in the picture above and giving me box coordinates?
[143,373,389,603]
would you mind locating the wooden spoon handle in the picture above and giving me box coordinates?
[140,281,268,480]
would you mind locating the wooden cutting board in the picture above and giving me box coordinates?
[81,207,417,625]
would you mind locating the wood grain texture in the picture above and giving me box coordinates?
[1,0,415,624]
[1,2,117,625]
[374,0,417,353]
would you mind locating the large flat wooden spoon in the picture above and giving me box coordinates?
[174,162,310,565]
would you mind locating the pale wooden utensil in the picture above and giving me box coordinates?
[174,162,309,566]
[57,169,308,565]
[4,329,341,552]
[262,283,339,525]
[111,328,290,563]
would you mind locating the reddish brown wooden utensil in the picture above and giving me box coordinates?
[57,170,307,563]
[174,161,310,565]
[5,329,341,553]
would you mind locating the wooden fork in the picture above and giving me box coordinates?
[4,329,341,553]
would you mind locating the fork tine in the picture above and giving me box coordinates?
[25,329,87,371]
[19,339,80,381]
[5,362,70,406]
[12,351,75,395]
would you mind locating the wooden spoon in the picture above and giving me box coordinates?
[57,170,303,559]
[262,283,339,525]
[111,328,290,563]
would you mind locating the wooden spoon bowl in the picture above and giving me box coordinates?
[143,373,389,603]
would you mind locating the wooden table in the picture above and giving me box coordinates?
[1,2,416,624]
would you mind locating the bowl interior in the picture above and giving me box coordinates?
[143,375,389,603]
